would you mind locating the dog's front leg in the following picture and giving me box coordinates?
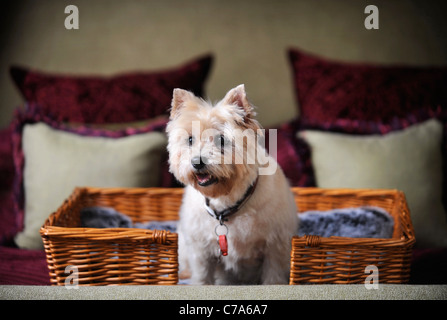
[188,250,217,285]
[260,242,291,285]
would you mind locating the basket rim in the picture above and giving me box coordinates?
[40,225,177,240]
[292,234,416,248]
[40,186,182,244]
[73,186,185,196]
[291,187,416,248]
[41,186,416,247]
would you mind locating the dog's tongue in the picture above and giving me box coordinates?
[196,173,212,184]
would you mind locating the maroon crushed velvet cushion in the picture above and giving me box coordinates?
[0,189,17,246]
[265,120,315,188]
[0,126,14,193]
[0,246,50,285]
[10,54,213,124]
[0,126,17,246]
[287,48,447,206]
[288,48,447,129]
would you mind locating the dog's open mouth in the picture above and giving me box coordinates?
[195,173,218,187]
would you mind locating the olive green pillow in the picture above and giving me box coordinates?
[15,122,167,249]
[299,119,447,248]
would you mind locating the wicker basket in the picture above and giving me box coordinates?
[290,188,416,285]
[41,187,415,286]
[40,187,183,286]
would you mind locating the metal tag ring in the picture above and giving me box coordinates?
[215,223,228,237]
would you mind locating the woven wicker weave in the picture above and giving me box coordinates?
[40,187,183,286]
[290,188,416,284]
[40,186,415,286]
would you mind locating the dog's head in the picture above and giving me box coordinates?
[166,84,263,198]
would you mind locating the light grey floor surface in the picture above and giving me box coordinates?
[1,284,446,300]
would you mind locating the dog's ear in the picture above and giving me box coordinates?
[221,84,254,118]
[170,88,196,119]
[222,84,260,130]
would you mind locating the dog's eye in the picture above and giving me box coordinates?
[188,136,194,146]
[215,134,228,149]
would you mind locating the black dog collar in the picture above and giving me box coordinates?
[204,176,259,223]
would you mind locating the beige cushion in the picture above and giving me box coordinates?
[15,122,167,249]
[299,119,447,248]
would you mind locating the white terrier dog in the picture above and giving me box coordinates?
[166,84,298,284]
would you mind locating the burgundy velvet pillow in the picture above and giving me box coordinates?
[288,48,447,207]
[0,126,14,193]
[10,54,213,124]
[0,247,51,285]
[10,104,176,234]
[265,120,315,188]
[288,48,447,130]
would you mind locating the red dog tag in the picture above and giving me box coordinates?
[218,235,228,256]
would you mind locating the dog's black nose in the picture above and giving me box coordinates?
[192,156,207,170]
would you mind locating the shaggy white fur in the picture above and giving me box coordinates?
[166,85,298,285]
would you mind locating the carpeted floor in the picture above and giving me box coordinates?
[1,284,446,300]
